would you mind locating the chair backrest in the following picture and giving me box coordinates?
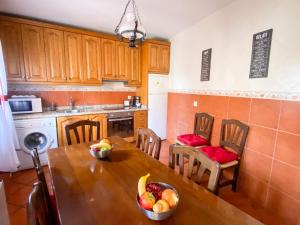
[136,128,161,160]
[30,149,55,224]
[65,120,100,145]
[169,145,204,184]
[194,113,214,143]
[27,182,52,225]
[219,119,249,157]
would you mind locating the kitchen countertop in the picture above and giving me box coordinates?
[13,105,148,120]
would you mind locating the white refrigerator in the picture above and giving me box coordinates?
[148,74,169,140]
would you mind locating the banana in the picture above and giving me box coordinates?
[138,173,150,197]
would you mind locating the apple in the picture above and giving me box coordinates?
[139,192,156,210]
[161,189,178,208]
[153,199,170,213]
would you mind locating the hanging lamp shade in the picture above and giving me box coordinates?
[115,0,146,47]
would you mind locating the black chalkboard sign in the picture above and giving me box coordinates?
[249,29,273,78]
[201,48,212,81]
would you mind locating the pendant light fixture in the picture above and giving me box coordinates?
[115,0,146,48]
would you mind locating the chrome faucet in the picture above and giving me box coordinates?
[68,96,74,110]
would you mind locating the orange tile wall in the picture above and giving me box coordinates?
[167,92,300,225]
[8,91,135,107]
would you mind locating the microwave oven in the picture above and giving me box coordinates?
[8,96,43,114]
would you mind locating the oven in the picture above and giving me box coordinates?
[107,111,134,138]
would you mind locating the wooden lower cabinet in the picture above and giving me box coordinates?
[56,114,107,146]
[89,114,107,140]
[134,110,148,138]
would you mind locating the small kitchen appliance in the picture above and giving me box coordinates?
[131,96,141,108]
[8,95,42,114]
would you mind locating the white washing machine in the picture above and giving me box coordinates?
[14,117,58,170]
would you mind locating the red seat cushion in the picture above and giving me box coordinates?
[177,134,209,147]
[199,146,238,164]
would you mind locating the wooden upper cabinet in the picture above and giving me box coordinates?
[21,24,47,81]
[82,35,101,84]
[160,45,170,74]
[101,39,116,80]
[127,47,141,86]
[0,21,25,82]
[115,41,128,81]
[148,44,160,72]
[44,28,66,82]
[64,32,83,83]
[148,43,170,74]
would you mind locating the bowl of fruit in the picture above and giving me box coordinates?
[89,138,113,159]
[137,174,179,221]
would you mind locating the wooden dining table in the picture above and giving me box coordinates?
[47,136,263,225]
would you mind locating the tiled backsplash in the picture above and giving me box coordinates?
[8,83,136,107]
[8,91,135,107]
[167,92,300,225]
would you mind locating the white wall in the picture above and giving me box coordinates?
[169,0,300,94]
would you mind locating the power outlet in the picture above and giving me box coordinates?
[193,101,198,107]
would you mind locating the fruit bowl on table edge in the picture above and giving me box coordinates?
[136,182,179,221]
[89,145,114,159]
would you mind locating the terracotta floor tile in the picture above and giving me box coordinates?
[4,182,28,195]
[6,185,33,206]
[9,207,27,225]
[7,203,21,215]
[11,170,37,185]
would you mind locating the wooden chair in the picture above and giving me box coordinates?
[177,113,214,147]
[30,149,57,225]
[169,144,220,192]
[198,119,249,194]
[65,120,100,145]
[27,181,53,225]
[136,128,161,160]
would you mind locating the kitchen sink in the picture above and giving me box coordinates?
[56,109,82,114]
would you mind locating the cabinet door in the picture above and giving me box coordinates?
[101,39,116,79]
[22,24,47,81]
[64,32,83,83]
[127,47,141,86]
[134,110,148,138]
[0,21,25,82]
[56,115,89,146]
[82,35,102,84]
[115,41,128,80]
[89,114,107,139]
[44,28,66,82]
[159,45,170,74]
[148,44,160,72]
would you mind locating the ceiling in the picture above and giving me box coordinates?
[0,0,235,39]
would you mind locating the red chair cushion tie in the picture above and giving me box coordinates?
[199,146,238,164]
[177,134,209,147]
